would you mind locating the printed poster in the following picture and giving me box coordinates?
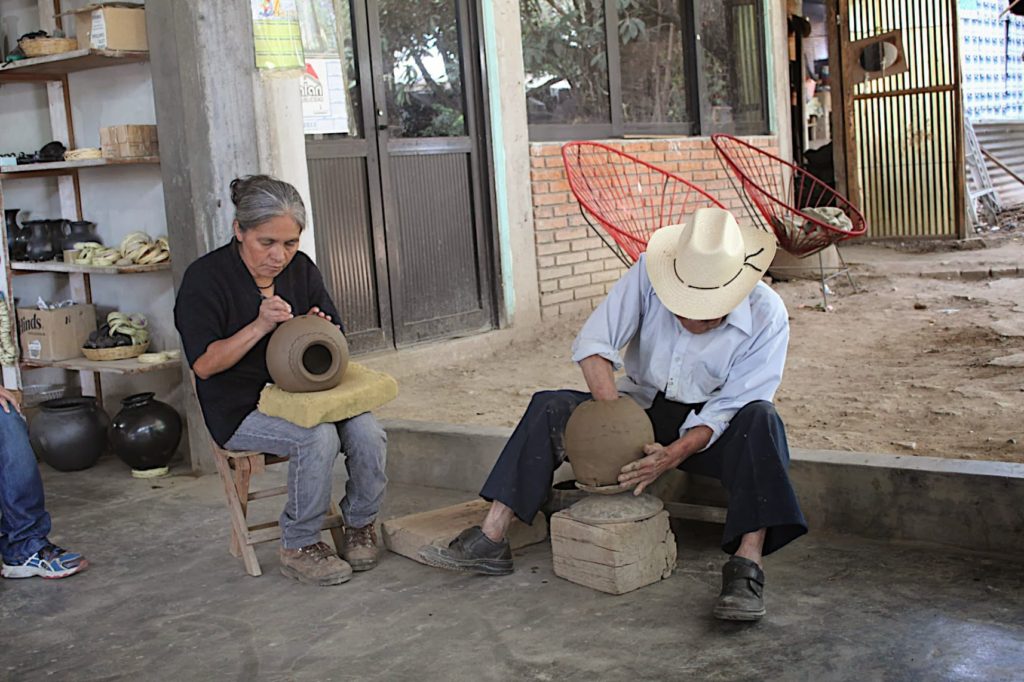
[251,0,305,71]
[302,59,350,135]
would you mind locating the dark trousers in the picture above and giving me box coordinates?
[480,390,808,556]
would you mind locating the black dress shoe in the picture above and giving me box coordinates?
[418,526,513,576]
[713,555,766,621]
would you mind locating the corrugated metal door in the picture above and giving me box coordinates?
[306,0,495,352]
[838,0,965,238]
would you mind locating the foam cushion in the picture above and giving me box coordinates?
[258,362,398,428]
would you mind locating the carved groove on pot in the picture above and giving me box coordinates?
[266,315,349,393]
[564,397,654,487]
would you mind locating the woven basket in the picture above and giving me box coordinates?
[19,37,78,57]
[81,341,149,361]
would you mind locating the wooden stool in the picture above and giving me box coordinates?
[211,444,345,577]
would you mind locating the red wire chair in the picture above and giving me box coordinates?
[711,134,867,258]
[561,141,725,266]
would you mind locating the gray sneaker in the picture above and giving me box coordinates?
[279,541,353,586]
[418,526,513,576]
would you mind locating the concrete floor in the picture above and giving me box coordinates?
[2,456,1022,682]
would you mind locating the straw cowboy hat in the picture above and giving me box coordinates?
[645,207,777,320]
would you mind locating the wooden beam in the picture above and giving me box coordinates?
[982,148,1024,189]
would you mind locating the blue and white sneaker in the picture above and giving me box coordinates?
[1,544,88,579]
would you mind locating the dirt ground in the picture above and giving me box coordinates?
[376,233,1024,462]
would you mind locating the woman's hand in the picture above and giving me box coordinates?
[0,386,22,415]
[307,306,332,322]
[255,295,293,335]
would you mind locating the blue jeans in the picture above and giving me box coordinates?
[0,409,51,563]
[225,411,387,549]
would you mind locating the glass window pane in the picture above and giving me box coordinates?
[379,0,467,138]
[698,0,770,135]
[299,0,362,139]
[619,1,694,130]
[521,0,610,126]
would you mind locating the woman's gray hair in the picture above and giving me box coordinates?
[230,175,307,232]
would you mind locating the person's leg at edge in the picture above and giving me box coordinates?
[418,390,591,575]
[336,412,387,571]
[0,409,87,579]
[679,400,807,621]
[225,411,352,585]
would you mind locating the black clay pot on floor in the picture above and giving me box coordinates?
[29,397,109,472]
[109,392,182,472]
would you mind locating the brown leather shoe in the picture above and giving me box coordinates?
[340,523,380,572]
[279,541,353,586]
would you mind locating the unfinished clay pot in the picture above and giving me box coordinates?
[266,315,349,393]
[564,397,654,487]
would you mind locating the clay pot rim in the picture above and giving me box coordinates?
[40,396,98,411]
[121,392,156,408]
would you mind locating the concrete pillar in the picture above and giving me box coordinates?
[482,1,541,329]
[147,1,262,472]
[768,0,794,164]
[251,75,318,260]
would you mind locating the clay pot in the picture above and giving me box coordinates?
[23,220,55,262]
[266,315,349,393]
[62,220,102,252]
[29,397,109,472]
[5,208,26,260]
[46,219,69,258]
[564,397,654,487]
[109,392,183,471]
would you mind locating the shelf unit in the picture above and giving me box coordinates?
[0,2,178,400]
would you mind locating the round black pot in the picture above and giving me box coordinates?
[29,397,109,472]
[23,220,55,262]
[5,208,26,260]
[109,392,182,471]
[62,220,102,252]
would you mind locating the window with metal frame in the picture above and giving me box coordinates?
[521,0,771,141]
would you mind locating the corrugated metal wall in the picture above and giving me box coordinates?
[974,122,1024,208]
[846,0,963,238]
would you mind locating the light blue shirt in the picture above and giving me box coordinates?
[571,254,789,449]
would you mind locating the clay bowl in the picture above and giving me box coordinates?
[564,397,655,487]
[266,315,349,393]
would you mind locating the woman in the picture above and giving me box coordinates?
[0,386,88,579]
[174,175,387,587]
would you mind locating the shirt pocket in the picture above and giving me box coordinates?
[690,361,727,396]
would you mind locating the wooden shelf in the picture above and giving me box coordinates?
[22,355,181,376]
[11,261,171,275]
[0,156,159,180]
[0,49,149,82]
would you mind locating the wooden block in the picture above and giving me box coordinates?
[382,499,548,564]
[550,509,676,595]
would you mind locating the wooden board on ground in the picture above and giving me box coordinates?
[550,509,675,595]
[382,499,548,564]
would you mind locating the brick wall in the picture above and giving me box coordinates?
[529,136,779,319]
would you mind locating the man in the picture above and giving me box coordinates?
[420,207,807,621]
[0,386,88,579]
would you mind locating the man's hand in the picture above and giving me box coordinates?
[617,442,680,496]
[0,386,22,415]
[307,306,332,322]
[254,295,293,335]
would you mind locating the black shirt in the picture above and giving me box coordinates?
[174,240,342,446]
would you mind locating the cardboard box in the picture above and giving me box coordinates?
[17,305,97,362]
[67,3,148,52]
[100,124,158,159]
